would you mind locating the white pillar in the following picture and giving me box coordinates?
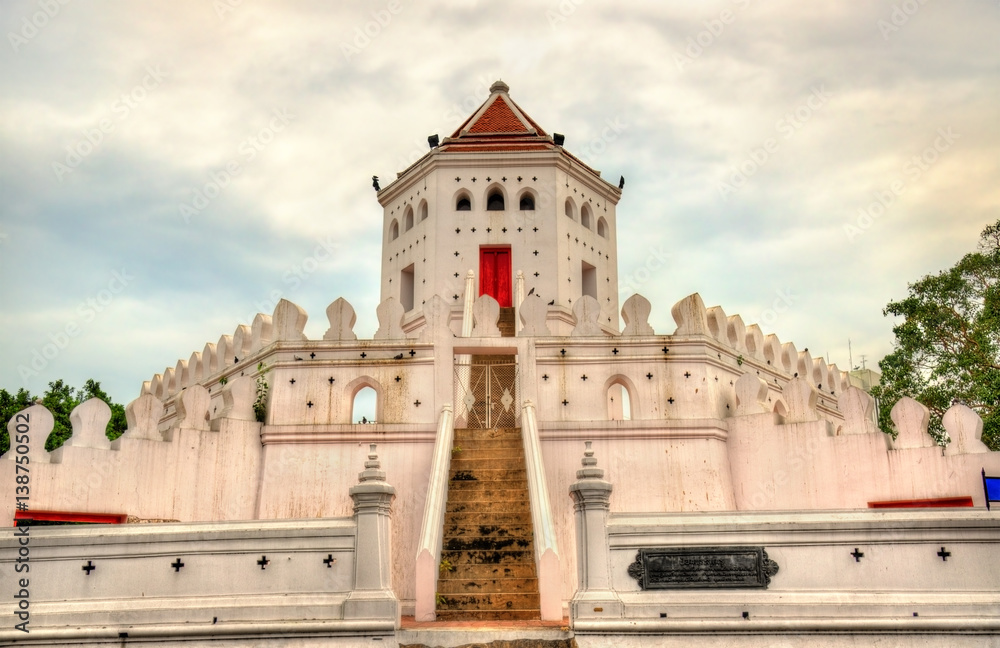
[461,269,475,337]
[344,444,399,624]
[514,270,525,336]
[569,441,623,620]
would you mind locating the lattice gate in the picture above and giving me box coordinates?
[454,360,520,429]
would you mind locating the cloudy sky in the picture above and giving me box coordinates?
[1,1,998,405]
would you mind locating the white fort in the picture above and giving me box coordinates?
[2,81,1000,648]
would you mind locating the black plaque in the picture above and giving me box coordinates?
[627,547,779,590]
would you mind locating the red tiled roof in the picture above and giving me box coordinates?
[467,96,530,134]
[445,144,551,152]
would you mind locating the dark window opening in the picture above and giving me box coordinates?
[487,191,505,211]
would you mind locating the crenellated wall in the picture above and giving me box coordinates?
[3,289,998,616]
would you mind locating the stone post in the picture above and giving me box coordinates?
[344,444,399,624]
[569,441,623,619]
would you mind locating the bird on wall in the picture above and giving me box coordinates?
[393,353,404,360]
[548,300,555,306]
[618,175,625,190]
[527,287,535,296]
[372,175,380,191]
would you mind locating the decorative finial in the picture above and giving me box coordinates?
[576,441,604,479]
[490,80,509,94]
[358,443,386,482]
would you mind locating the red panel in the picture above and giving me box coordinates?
[13,510,127,525]
[868,496,974,509]
[479,248,511,307]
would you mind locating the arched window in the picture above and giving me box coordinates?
[456,194,471,211]
[487,190,505,211]
[389,219,399,241]
[564,199,576,220]
[519,194,535,210]
[581,204,592,230]
[606,378,635,420]
[419,201,428,221]
[597,216,608,238]
[352,386,377,424]
[404,206,414,232]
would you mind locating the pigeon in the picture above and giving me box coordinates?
[372,175,380,191]
[293,355,304,361]
[548,299,555,306]
[527,287,535,296]
[234,356,239,363]
[618,175,625,189]
[393,353,404,360]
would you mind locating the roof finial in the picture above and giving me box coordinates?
[490,79,509,95]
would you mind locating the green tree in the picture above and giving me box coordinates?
[81,379,128,442]
[0,380,128,454]
[871,219,1000,450]
[0,388,37,455]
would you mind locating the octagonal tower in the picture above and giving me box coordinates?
[377,80,622,336]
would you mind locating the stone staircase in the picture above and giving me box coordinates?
[437,426,540,621]
[498,307,516,337]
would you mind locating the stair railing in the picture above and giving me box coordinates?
[414,403,455,621]
[520,399,562,620]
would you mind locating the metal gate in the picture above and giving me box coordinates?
[454,361,519,429]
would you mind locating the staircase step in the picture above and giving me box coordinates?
[440,563,539,580]
[437,592,540,611]
[450,468,526,481]
[446,488,529,502]
[450,438,524,451]
[442,549,534,565]
[454,428,522,441]
[435,609,540,621]
[449,450,525,462]
[444,511,533,526]
[446,500,530,514]
[444,523,534,538]
[444,536,533,552]
[449,457,529,470]
[447,482,529,496]
[437,577,538,595]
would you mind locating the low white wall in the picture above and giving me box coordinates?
[572,509,1000,638]
[0,518,398,645]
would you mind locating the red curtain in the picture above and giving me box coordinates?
[479,248,511,307]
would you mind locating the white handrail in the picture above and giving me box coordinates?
[520,399,562,620]
[414,404,454,621]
